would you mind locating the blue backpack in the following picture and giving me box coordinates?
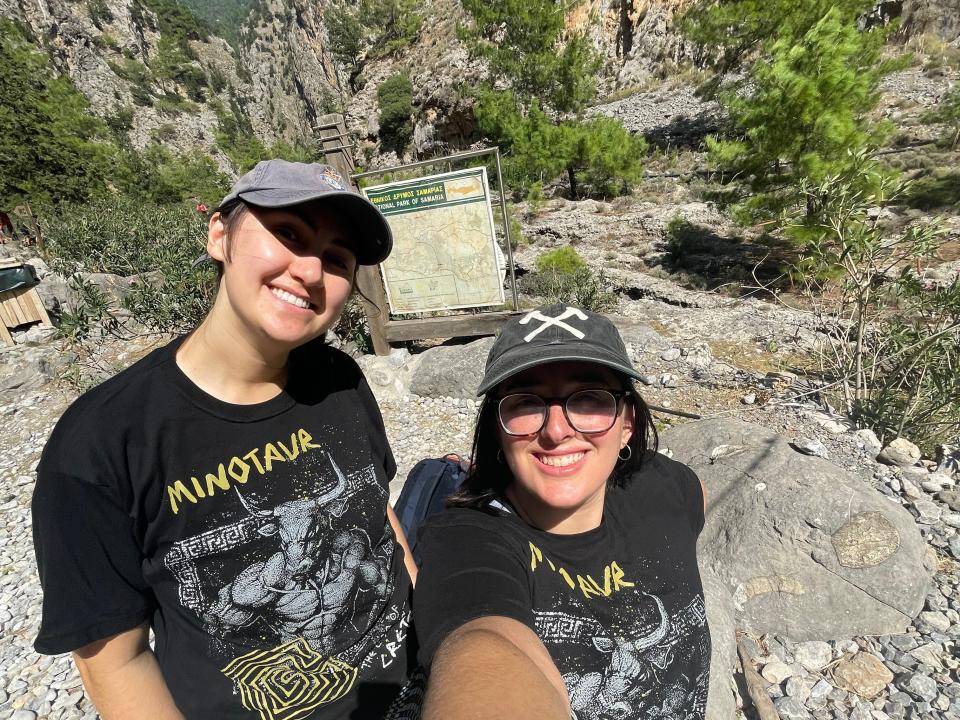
[394,454,468,566]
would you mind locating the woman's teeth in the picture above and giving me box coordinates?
[271,288,310,309]
[538,452,585,467]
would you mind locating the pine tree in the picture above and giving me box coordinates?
[0,20,118,208]
[682,0,901,218]
[462,1,645,199]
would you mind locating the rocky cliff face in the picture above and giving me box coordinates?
[2,0,957,174]
[236,0,341,144]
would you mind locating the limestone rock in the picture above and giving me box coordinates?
[409,337,494,399]
[793,641,833,672]
[664,418,932,640]
[879,437,923,467]
[854,428,883,459]
[760,659,793,684]
[701,569,737,720]
[832,652,894,699]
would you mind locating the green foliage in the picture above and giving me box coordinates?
[333,296,372,353]
[0,20,118,208]
[520,246,615,312]
[525,181,545,215]
[114,144,231,207]
[326,0,424,83]
[212,99,313,173]
[43,197,217,333]
[88,0,115,29]
[784,160,959,453]
[462,2,640,199]
[377,72,414,153]
[475,91,645,198]
[923,86,960,148]
[178,0,253,48]
[104,104,134,140]
[461,0,600,115]
[136,0,209,51]
[680,0,874,77]
[683,0,902,219]
[535,246,587,274]
[153,34,207,100]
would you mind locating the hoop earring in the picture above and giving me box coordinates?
[497,449,504,464]
[618,445,632,461]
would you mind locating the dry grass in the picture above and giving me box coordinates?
[708,339,814,376]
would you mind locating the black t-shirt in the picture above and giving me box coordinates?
[33,336,415,719]
[414,452,710,720]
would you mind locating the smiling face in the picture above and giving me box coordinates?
[497,361,634,534]
[206,202,358,352]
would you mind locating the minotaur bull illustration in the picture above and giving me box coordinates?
[202,453,392,654]
[565,593,681,720]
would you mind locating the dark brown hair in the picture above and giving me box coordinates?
[447,378,659,512]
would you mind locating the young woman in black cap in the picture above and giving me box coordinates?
[32,161,418,719]
[412,303,710,720]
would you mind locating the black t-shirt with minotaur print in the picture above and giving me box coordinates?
[33,336,415,719]
[414,453,710,720]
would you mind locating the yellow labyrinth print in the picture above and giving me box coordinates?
[222,638,358,720]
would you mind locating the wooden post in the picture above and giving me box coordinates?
[316,114,391,356]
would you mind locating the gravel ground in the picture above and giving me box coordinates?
[0,305,957,718]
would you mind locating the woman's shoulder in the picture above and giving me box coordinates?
[631,450,700,490]
[57,339,179,425]
[40,338,181,475]
[618,450,705,533]
[420,505,530,547]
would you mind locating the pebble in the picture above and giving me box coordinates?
[793,438,828,458]
[1,282,957,720]
[761,659,794,684]
[793,640,832,671]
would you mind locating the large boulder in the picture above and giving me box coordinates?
[663,418,933,641]
[409,337,494,399]
[701,568,737,720]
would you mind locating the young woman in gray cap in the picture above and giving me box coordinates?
[412,303,710,720]
[32,161,418,719]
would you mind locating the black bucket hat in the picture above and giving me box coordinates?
[477,303,642,396]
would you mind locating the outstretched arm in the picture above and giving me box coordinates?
[387,504,418,585]
[423,616,570,720]
[73,623,183,720]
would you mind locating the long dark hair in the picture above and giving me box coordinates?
[447,378,659,512]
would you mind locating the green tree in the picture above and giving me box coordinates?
[682,1,902,219]
[461,0,600,114]
[326,0,424,87]
[462,1,643,198]
[377,72,414,153]
[0,20,118,208]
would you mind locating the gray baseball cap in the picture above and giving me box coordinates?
[477,303,642,396]
[217,160,392,265]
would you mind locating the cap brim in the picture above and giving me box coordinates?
[477,344,642,396]
[238,189,393,265]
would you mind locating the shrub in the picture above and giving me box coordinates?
[536,246,587,275]
[785,160,959,454]
[43,197,217,333]
[377,72,414,153]
[0,19,119,208]
[88,0,114,29]
[521,246,615,312]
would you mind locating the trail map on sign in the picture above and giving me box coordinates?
[362,168,505,314]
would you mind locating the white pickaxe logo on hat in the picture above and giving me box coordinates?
[519,307,588,342]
